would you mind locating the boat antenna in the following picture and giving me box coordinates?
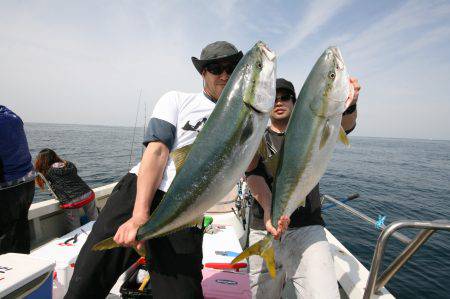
[129,89,142,168]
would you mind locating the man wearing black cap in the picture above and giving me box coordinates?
[245,77,360,298]
[65,41,243,299]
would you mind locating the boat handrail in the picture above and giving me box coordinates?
[364,220,450,298]
[322,195,449,298]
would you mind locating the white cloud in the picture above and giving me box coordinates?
[277,0,353,56]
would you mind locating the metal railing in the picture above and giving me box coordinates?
[322,194,450,298]
[363,220,450,298]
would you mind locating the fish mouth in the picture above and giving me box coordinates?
[258,42,276,61]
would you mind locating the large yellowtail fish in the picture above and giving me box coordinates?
[93,41,276,250]
[232,46,350,277]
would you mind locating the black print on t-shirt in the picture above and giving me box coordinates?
[182,118,207,132]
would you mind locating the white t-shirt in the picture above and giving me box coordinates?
[129,91,215,192]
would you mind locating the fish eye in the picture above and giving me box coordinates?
[257,61,262,69]
[329,72,336,79]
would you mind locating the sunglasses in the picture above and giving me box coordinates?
[205,63,236,76]
[275,94,295,102]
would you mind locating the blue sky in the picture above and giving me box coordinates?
[1,0,449,140]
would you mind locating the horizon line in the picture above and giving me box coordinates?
[24,121,450,142]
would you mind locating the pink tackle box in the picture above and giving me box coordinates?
[202,268,251,299]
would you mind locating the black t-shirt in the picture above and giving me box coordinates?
[249,127,325,229]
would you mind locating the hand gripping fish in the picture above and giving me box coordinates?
[93,41,276,251]
[232,46,350,277]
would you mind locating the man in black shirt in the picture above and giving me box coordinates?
[245,77,360,298]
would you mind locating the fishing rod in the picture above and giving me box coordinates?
[322,193,412,245]
[128,89,142,169]
[322,193,360,211]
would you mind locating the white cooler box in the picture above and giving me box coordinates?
[31,221,95,298]
[0,253,55,299]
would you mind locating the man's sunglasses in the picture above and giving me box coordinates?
[275,94,295,102]
[205,63,236,76]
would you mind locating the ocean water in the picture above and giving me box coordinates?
[25,123,450,299]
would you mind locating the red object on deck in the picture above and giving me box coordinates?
[204,262,247,271]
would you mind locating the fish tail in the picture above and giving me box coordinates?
[92,237,147,257]
[231,235,276,278]
[92,237,120,251]
[339,126,350,146]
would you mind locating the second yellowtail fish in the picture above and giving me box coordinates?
[232,46,350,277]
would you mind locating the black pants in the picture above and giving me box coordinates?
[65,173,204,299]
[0,181,35,254]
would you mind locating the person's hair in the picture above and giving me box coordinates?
[35,148,64,190]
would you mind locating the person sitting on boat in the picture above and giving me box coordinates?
[65,41,243,299]
[0,105,36,254]
[245,77,360,298]
[34,148,98,231]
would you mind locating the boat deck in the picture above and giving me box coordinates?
[24,183,394,298]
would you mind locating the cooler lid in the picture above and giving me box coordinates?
[30,221,95,266]
[0,253,55,297]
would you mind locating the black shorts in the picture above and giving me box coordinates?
[65,173,204,299]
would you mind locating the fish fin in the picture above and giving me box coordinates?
[92,237,120,251]
[339,126,350,147]
[138,274,151,291]
[92,237,147,257]
[137,215,204,242]
[319,121,331,150]
[170,144,192,173]
[232,235,276,278]
[189,216,204,228]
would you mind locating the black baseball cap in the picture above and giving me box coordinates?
[276,78,296,103]
[191,41,243,74]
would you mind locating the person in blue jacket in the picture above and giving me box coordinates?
[0,105,36,254]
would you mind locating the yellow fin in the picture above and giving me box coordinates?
[92,237,119,251]
[170,144,192,173]
[92,237,146,257]
[320,121,331,150]
[339,126,350,146]
[232,235,276,278]
[189,216,204,228]
[138,274,151,291]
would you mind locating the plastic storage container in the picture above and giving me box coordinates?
[0,253,55,299]
[202,268,251,299]
[31,221,95,298]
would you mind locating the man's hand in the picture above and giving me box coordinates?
[113,215,149,251]
[345,77,361,109]
[264,209,290,240]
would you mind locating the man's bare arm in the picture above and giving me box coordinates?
[113,141,169,248]
[246,155,288,239]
